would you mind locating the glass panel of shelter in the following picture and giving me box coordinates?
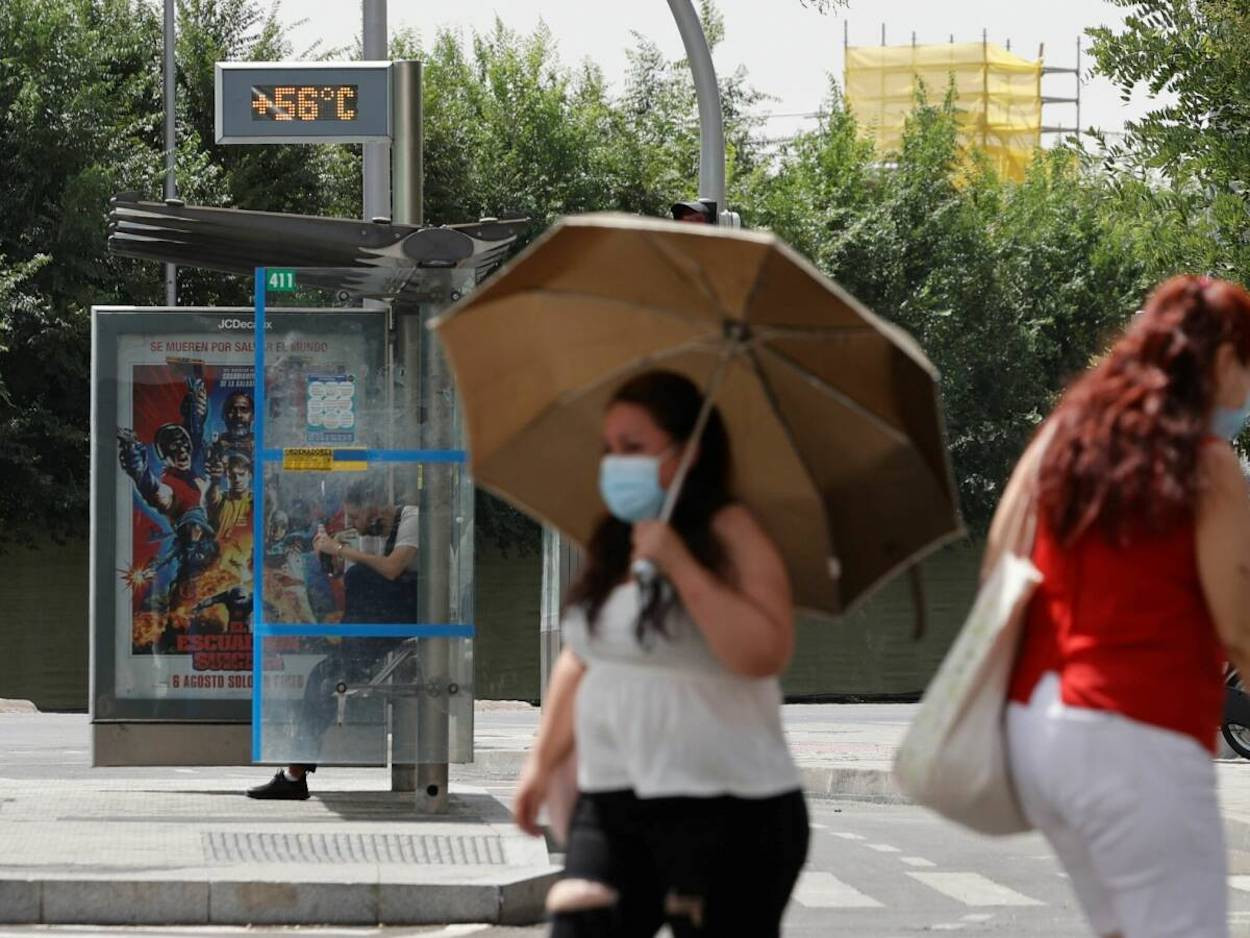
[251,268,474,768]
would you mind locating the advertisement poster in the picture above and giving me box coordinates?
[112,327,373,702]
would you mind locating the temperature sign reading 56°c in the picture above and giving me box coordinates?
[215,62,391,144]
[251,84,358,122]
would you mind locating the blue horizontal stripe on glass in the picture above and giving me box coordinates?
[255,623,475,638]
[258,448,467,464]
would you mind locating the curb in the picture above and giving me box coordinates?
[0,870,561,926]
[465,750,908,803]
[798,765,906,803]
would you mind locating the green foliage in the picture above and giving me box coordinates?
[0,0,361,548]
[401,11,769,553]
[0,0,165,546]
[1087,0,1250,276]
[746,84,1221,528]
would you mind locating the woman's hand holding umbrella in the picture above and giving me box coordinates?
[631,520,694,582]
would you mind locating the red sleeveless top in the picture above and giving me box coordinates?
[1007,513,1226,752]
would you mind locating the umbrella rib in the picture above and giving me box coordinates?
[755,344,913,447]
[753,324,880,339]
[836,523,968,621]
[639,232,736,322]
[477,335,730,467]
[740,345,841,584]
[516,286,716,332]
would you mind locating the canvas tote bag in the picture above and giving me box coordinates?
[893,424,1055,835]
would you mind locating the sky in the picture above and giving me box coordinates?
[283,0,1163,144]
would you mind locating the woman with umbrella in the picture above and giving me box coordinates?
[512,370,808,937]
[1000,275,1250,938]
[432,213,963,935]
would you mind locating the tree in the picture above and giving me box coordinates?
[1087,0,1250,279]
[0,0,165,546]
[0,0,356,548]
[2,0,1230,547]
[746,85,1185,529]
[400,8,771,553]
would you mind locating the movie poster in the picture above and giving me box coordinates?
[112,328,374,701]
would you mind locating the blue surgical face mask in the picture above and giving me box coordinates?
[1213,390,1250,441]
[599,454,667,523]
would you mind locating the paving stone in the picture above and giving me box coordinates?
[498,868,562,925]
[210,880,377,925]
[0,879,38,923]
[378,880,498,924]
[40,879,208,924]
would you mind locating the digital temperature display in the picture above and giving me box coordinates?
[251,85,358,122]
[216,62,390,144]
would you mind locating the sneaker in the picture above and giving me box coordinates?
[246,770,310,800]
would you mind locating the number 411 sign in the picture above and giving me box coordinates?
[266,269,296,293]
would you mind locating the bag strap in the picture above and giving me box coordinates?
[1023,420,1058,552]
[983,421,1058,578]
[385,503,404,555]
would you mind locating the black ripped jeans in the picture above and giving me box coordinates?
[550,788,809,938]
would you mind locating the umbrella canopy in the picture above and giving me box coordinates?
[431,213,962,617]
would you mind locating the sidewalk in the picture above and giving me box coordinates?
[469,702,912,801]
[4,703,1250,926]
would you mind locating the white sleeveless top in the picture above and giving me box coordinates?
[562,582,801,799]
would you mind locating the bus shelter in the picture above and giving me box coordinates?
[90,266,474,778]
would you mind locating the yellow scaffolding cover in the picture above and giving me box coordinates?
[845,42,1042,181]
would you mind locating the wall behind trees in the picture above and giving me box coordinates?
[0,540,88,709]
[0,537,978,709]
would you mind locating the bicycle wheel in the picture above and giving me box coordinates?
[1223,722,1250,760]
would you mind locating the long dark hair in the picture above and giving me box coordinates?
[1038,275,1250,545]
[565,370,733,638]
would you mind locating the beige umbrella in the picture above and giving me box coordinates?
[430,213,962,617]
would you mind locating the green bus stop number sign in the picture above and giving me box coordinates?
[267,269,297,293]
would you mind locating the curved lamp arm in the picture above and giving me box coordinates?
[667,0,725,221]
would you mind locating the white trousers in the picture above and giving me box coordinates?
[1006,672,1227,938]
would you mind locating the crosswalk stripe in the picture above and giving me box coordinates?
[793,871,884,908]
[1229,876,1250,893]
[831,831,865,840]
[907,872,1043,907]
[901,856,937,868]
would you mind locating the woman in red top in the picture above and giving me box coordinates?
[996,275,1250,938]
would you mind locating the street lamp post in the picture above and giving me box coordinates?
[163,0,177,305]
[667,0,725,221]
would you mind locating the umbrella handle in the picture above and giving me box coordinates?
[631,557,658,586]
[631,558,666,631]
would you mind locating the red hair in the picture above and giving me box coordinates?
[1038,275,1250,545]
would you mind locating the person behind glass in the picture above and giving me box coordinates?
[997,275,1250,938]
[247,476,419,800]
[513,370,809,937]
